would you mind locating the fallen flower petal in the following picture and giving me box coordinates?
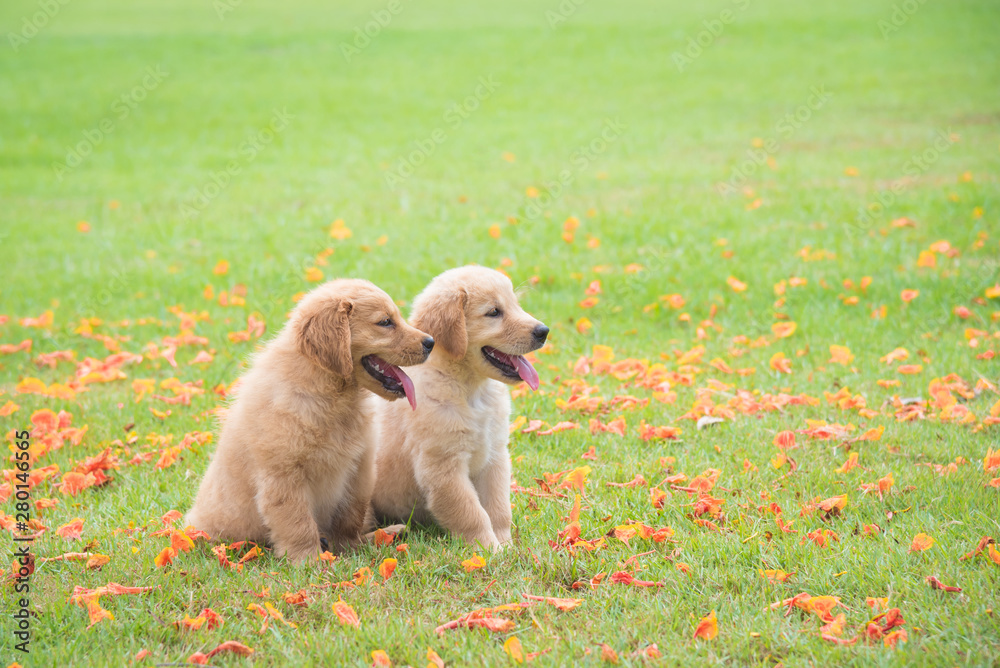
[521,593,584,611]
[504,637,525,664]
[378,557,397,580]
[154,547,177,568]
[598,643,620,663]
[462,554,486,572]
[609,571,664,588]
[925,575,961,592]
[693,610,718,641]
[332,598,360,628]
[908,533,934,553]
[86,554,110,570]
[85,598,114,628]
[206,641,254,658]
[56,518,84,540]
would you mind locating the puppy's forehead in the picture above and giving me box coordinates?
[477,290,516,310]
[467,275,515,304]
[347,291,397,316]
[428,266,516,302]
[302,279,396,314]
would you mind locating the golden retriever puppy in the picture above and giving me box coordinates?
[371,267,548,549]
[186,279,434,564]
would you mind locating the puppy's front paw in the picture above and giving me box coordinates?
[273,536,322,565]
[489,539,512,553]
[468,531,500,551]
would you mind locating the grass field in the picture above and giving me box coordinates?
[2,0,1000,665]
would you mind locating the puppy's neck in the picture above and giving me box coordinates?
[427,352,490,393]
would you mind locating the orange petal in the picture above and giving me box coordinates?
[154,546,177,568]
[86,554,111,570]
[332,598,360,627]
[908,533,934,553]
[773,431,796,450]
[503,637,525,664]
[693,610,718,640]
[461,554,486,572]
[170,530,195,553]
[727,276,747,292]
[598,643,619,664]
[85,598,114,628]
[206,641,254,658]
[828,345,854,365]
[56,518,85,540]
[521,593,584,611]
[378,557,397,580]
[771,321,797,338]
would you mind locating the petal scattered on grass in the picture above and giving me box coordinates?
[908,533,934,553]
[693,610,718,641]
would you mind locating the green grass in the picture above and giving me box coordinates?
[2,0,999,665]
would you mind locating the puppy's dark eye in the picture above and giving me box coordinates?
[485,308,502,318]
[376,318,393,327]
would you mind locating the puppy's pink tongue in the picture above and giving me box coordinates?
[511,355,540,391]
[384,365,417,410]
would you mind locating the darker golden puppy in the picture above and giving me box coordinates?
[371,267,547,549]
[186,279,433,563]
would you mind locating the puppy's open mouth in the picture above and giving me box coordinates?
[481,346,540,390]
[361,355,416,410]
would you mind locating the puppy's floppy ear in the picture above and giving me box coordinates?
[298,299,354,376]
[413,288,467,359]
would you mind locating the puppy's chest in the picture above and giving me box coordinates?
[304,424,370,506]
[319,419,370,463]
[463,391,509,475]
[303,414,370,479]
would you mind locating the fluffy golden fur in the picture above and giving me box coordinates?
[186,279,433,563]
[371,267,548,549]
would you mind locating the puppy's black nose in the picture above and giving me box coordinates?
[422,337,435,353]
[532,324,549,344]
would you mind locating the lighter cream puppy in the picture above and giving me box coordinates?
[186,279,433,563]
[371,267,548,549]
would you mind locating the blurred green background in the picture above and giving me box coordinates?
[2,1,999,665]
